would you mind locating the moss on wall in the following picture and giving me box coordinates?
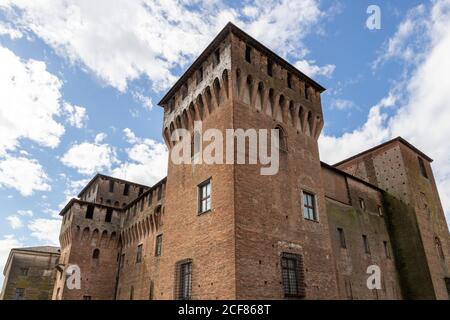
[383,192,436,299]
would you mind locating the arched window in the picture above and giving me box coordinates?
[435,237,445,260]
[92,248,100,260]
[275,126,288,152]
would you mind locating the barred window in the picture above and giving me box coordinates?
[198,179,212,214]
[136,244,143,263]
[15,288,25,300]
[281,253,305,298]
[303,192,317,221]
[175,259,192,300]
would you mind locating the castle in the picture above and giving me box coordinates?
[48,23,449,300]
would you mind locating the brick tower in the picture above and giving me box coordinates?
[157,22,339,299]
[53,175,149,300]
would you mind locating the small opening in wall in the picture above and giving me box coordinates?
[245,45,252,63]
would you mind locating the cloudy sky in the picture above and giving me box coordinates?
[1,0,449,288]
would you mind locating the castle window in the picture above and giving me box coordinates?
[378,205,383,216]
[362,235,371,254]
[136,244,143,263]
[275,126,288,152]
[287,73,293,89]
[123,184,130,196]
[435,237,445,260]
[196,67,203,85]
[148,192,153,206]
[139,187,144,196]
[359,198,366,211]
[305,84,310,100]
[198,179,212,214]
[92,249,100,260]
[114,201,119,207]
[418,157,428,179]
[267,60,273,76]
[303,192,317,221]
[20,267,29,276]
[15,288,25,300]
[338,228,347,249]
[157,186,163,200]
[181,83,188,100]
[130,286,134,300]
[245,45,252,63]
[281,253,305,298]
[105,208,113,223]
[214,48,220,66]
[155,234,163,257]
[383,241,391,259]
[85,204,94,219]
[109,180,115,193]
[175,259,192,300]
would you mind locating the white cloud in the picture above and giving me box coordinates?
[6,215,23,229]
[0,45,65,155]
[62,102,88,128]
[0,22,22,39]
[330,98,356,111]
[0,156,51,196]
[60,139,118,175]
[112,129,167,186]
[17,209,33,217]
[0,0,332,92]
[132,91,153,111]
[320,0,450,227]
[294,59,336,78]
[94,132,107,144]
[0,235,23,290]
[27,218,61,246]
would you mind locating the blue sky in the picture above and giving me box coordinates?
[1,0,450,287]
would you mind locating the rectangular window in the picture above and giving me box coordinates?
[157,186,163,201]
[123,183,130,196]
[378,205,383,216]
[176,260,192,300]
[136,244,143,263]
[303,192,317,221]
[338,228,347,249]
[20,267,29,276]
[287,73,293,89]
[245,45,252,63]
[85,204,94,219]
[363,235,371,254]
[281,253,305,298]
[148,192,153,206]
[383,241,391,259]
[418,157,428,178]
[267,60,273,76]
[15,288,25,300]
[198,179,212,214]
[155,234,163,257]
[105,208,113,222]
[305,84,310,99]
[359,198,366,211]
[109,180,115,193]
